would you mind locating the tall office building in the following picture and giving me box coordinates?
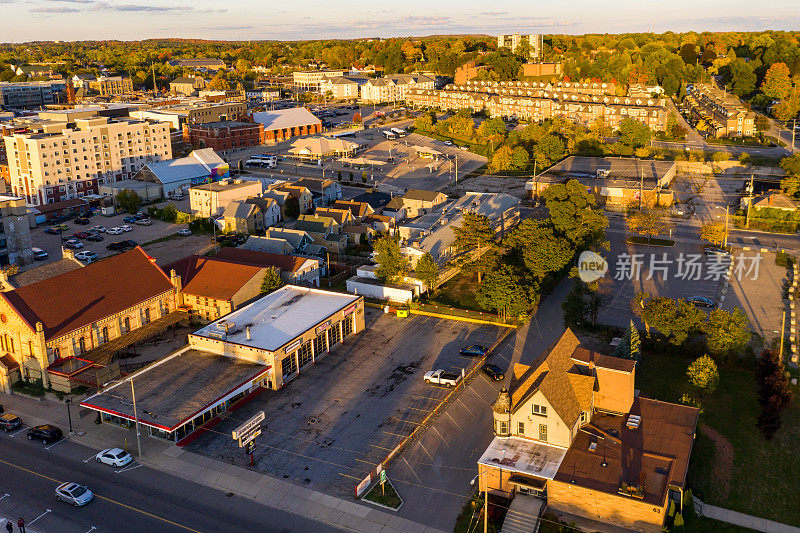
[497,34,544,59]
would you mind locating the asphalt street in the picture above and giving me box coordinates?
[0,431,342,533]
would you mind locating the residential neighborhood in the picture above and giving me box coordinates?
[1,14,800,533]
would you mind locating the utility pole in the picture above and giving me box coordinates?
[131,378,143,458]
[746,173,754,229]
[638,160,643,210]
[151,63,157,95]
[723,205,730,248]
[484,489,488,533]
[780,309,786,360]
[455,154,459,185]
[793,118,796,152]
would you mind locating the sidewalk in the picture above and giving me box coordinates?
[1,515,43,533]
[3,393,446,533]
[697,498,800,533]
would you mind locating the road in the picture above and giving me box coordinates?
[0,431,342,533]
[651,139,789,157]
[766,116,798,154]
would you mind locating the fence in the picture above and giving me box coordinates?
[409,302,519,326]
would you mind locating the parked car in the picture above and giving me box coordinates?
[95,448,133,467]
[55,482,94,506]
[53,223,69,231]
[31,247,49,261]
[90,225,107,233]
[107,227,124,235]
[703,244,729,256]
[75,251,99,263]
[63,239,84,249]
[44,227,62,235]
[27,424,63,444]
[134,217,152,226]
[443,140,453,146]
[120,225,133,232]
[74,217,90,225]
[72,231,90,239]
[123,216,141,223]
[481,364,505,381]
[459,345,488,357]
[86,234,104,242]
[106,240,137,252]
[424,369,461,387]
[0,413,22,432]
[176,229,192,236]
[687,296,715,308]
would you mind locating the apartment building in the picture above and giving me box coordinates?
[86,76,133,96]
[3,115,172,206]
[687,83,756,138]
[189,178,263,218]
[0,195,34,266]
[318,76,368,99]
[292,70,346,91]
[360,74,435,104]
[497,33,543,59]
[0,81,67,109]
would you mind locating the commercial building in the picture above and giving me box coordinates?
[318,76,368,100]
[686,83,756,138]
[169,77,207,96]
[182,121,263,153]
[86,76,133,96]
[79,286,364,444]
[3,115,172,206]
[0,247,179,392]
[0,81,67,109]
[497,34,543,59]
[0,195,34,266]
[527,156,677,207]
[288,137,359,160]
[480,329,698,533]
[250,108,322,143]
[189,178,263,218]
[359,74,435,104]
[292,70,346,91]
[132,148,229,198]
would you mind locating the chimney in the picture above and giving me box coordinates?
[246,326,251,340]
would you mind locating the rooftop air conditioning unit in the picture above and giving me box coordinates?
[626,414,641,430]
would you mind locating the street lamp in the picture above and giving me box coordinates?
[714,205,730,248]
[65,398,74,435]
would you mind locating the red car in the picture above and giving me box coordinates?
[72,231,90,239]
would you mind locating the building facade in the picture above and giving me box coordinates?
[497,34,543,59]
[292,70,346,90]
[189,178,263,218]
[0,81,67,109]
[359,74,435,104]
[182,121,263,152]
[0,195,34,266]
[87,76,134,96]
[3,116,172,206]
[687,83,756,138]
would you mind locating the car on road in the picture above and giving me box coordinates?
[27,424,63,444]
[95,448,133,467]
[443,140,453,146]
[107,227,124,235]
[459,345,488,357]
[75,251,99,263]
[703,245,730,256]
[63,239,84,249]
[177,228,192,236]
[74,217,90,225]
[90,225,108,233]
[120,225,133,232]
[134,217,152,226]
[31,247,49,261]
[687,296,715,308]
[55,482,94,506]
[0,413,22,432]
[481,364,505,381]
[107,240,137,252]
[44,227,62,235]
[424,369,462,387]
[460,145,469,151]
[86,234,104,242]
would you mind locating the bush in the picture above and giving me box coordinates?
[189,217,215,234]
[712,151,731,162]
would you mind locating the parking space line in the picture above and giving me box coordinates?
[404,406,433,413]
[115,464,142,474]
[354,457,379,466]
[383,431,410,439]
[338,472,361,481]
[402,458,423,484]
[444,411,462,431]
[83,454,98,463]
[368,444,393,451]
[28,509,51,525]
[9,426,27,437]
[431,427,451,448]
[393,419,422,426]
[455,398,477,419]
[415,440,436,463]
[44,439,65,450]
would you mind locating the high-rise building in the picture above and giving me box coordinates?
[3,115,172,206]
[0,81,67,109]
[497,33,544,59]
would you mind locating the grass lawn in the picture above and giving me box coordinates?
[430,271,481,311]
[363,480,402,510]
[636,352,800,526]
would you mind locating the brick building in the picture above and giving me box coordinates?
[250,108,322,143]
[182,120,263,152]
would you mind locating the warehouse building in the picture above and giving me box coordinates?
[80,286,364,443]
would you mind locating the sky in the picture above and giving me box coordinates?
[2,0,800,42]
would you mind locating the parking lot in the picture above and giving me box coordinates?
[185,308,505,501]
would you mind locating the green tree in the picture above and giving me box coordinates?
[534,134,565,166]
[453,212,495,281]
[705,308,751,358]
[476,264,529,319]
[160,202,177,223]
[686,355,719,396]
[562,280,589,326]
[477,117,507,148]
[260,267,284,294]
[115,189,140,214]
[615,320,641,360]
[756,349,793,439]
[504,220,574,280]
[727,59,756,96]
[626,208,672,241]
[414,114,433,131]
[755,115,770,134]
[541,179,609,248]
[415,252,439,291]
[510,146,529,170]
[284,196,300,218]
[679,43,697,64]
[699,221,726,247]
[761,62,793,100]
[374,234,409,284]
[641,296,705,346]
[618,118,652,148]
[489,146,513,172]
[207,75,230,91]
[235,59,252,73]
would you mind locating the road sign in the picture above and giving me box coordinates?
[245,440,256,454]
[232,411,265,440]
[238,428,261,447]
[379,470,387,484]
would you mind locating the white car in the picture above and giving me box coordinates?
[177,228,192,236]
[120,225,133,232]
[443,140,453,146]
[95,447,133,467]
[74,251,99,263]
[55,482,94,506]
[90,225,107,233]
[107,227,124,235]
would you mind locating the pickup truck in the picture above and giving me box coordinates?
[424,369,462,387]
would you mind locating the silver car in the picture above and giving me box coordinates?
[55,482,94,506]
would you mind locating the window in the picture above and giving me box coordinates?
[297,341,313,369]
[143,308,151,324]
[498,420,509,436]
[517,422,525,435]
[78,337,86,354]
[532,404,547,416]
[580,411,587,424]
[539,424,548,442]
[101,326,109,344]
[281,354,298,379]
[313,332,327,356]
[122,316,130,333]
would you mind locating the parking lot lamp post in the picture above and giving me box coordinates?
[65,399,74,435]
[130,377,143,459]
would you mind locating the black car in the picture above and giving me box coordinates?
[27,424,63,444]
[44,227,62,235]
[0,413,22,432]
[86,234,104,242]
[459,345,488,357]
[74,217,91,225]
[107,240,137,251]
[481,364,505,381]
[687,296,715,308]
[703,244,729,256]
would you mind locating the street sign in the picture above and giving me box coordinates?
[238,428,261,447]
[379,470,387,484]
[232,411,265,440]
[244,440,256,454]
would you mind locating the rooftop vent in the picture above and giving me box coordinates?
[626,414,641,430]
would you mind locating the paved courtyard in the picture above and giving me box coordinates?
[185,308,505,503]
